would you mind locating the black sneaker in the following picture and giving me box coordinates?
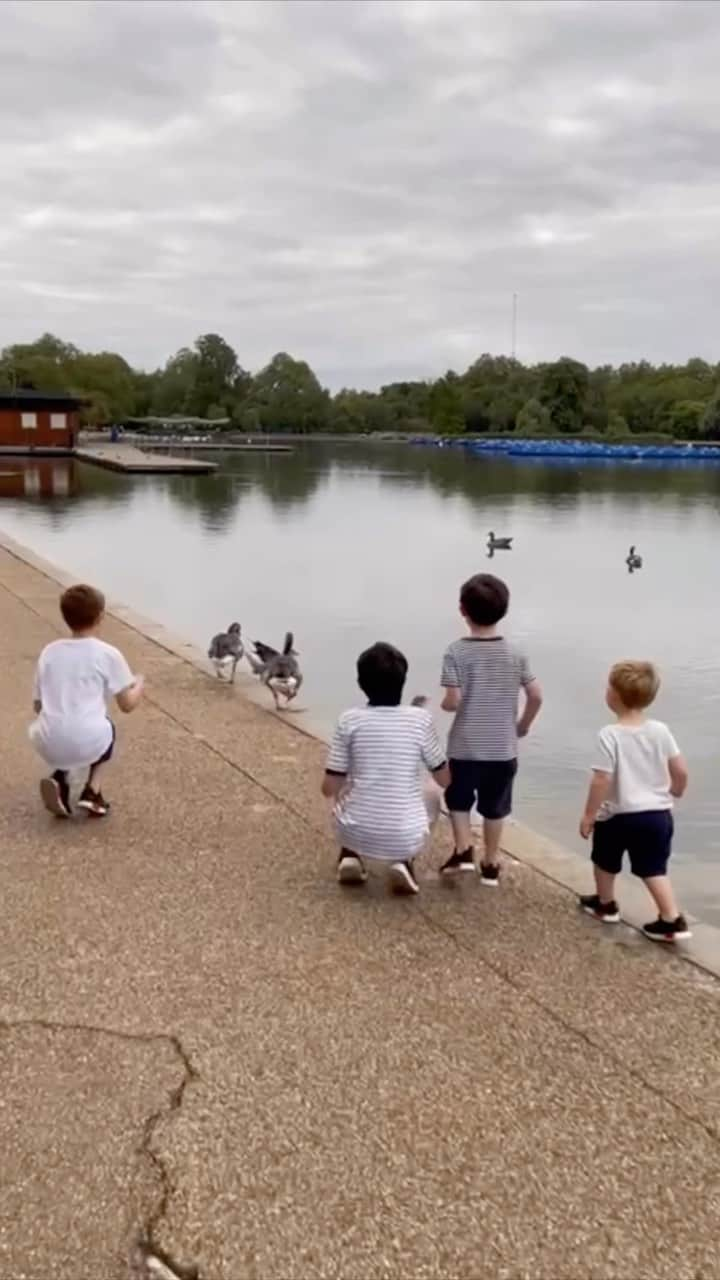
[337,850,367,886]
[440,848,475,875]
[579,893,620,923]
[479,861,501,887]
[78,786,110,817]
[642,915,692,943]
[389,861,419,895]
[40,772,71,819]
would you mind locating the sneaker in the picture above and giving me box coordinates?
[337,850,367,886]
[479,861,501,887]
[440,848,475,875]
[40,773,71,819]
[642,915,692,943]
[388,861,419,895]
[78,786,110,817]
[579,893,620,923]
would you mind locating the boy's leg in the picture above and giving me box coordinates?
[628,813,691,940]
[79,723,115,816]
[476,761,517,883]
[442,760,476,873]
[579,818,622,921]
[643,875,680,922]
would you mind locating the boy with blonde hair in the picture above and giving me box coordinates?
[579,660,690,942]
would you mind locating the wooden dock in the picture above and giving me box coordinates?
[139,439,292,454]
[74,444,217,475]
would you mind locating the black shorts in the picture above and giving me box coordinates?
[592,811,673,880]
[93,721,116,767]
[445,758,517,820]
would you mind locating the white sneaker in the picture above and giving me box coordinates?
[388,861,419,895]
[337,851,367,885]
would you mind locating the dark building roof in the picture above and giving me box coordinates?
[0,389,82,410]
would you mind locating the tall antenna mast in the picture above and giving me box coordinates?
[511,292,518,359]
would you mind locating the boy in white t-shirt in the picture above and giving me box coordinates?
[322,642,450,895]
[30,584,144,818]
[578,660,690,943]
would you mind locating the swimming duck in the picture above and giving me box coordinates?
[208,622,243,682]
[248,632,303,710]
[487,531,513,550]
[626,545,643,570]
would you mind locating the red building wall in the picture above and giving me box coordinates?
[0,406,77,450]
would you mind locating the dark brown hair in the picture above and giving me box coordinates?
[60,584,105,632]
[460,573,509,627]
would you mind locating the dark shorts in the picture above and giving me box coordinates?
[592,810,673,880]
[445,758,517,820]
[93,720,116,767]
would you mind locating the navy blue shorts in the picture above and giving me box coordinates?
[592,811,673,880]
[445,758,517,820]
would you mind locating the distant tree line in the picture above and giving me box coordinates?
[2,332,720,440]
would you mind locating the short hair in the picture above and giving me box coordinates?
[609,660,660,710]
[460,573,509,627]
[357,641,408,706]
[60,584,105,632]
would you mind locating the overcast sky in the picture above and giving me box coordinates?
[2,0,720,387]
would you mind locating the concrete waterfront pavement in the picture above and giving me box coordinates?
[0,538,719,1280]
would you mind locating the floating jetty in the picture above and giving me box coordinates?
[74,444,217,474]
[411,436,720,462]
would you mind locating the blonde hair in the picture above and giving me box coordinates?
[609,660,660,710]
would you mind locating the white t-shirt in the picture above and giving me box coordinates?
[326,705,447,861]
[29,637,134,769]
[593,719,680,820]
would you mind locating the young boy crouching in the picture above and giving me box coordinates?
[322,642,449,894]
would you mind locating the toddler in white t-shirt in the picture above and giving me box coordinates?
[30,584,144,818]
[578,660,690,943]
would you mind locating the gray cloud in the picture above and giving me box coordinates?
[2,0,720,386]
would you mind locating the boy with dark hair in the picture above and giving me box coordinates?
[440,573,543,882]
[322,641,450,895]
[30,584,144,818]
[579,660,691,942]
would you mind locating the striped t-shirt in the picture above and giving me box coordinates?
[326,705,446,861]
[441,637,533,762]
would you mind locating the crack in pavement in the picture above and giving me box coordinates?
[0,1017,200,1280]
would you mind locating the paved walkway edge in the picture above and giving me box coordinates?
[3,524,719,982]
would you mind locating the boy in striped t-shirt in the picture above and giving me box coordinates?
[322,642,450,895]
[439,574,543,884]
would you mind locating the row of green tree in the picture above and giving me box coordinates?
[2,332,720,439]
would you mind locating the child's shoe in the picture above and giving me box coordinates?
[579,894,620,923]
[40,771,71,819]
[479,861,501,886]
[78,786,110,817]
[389,861,419,895]
[337,850,367,885]
[643,915,691,942]
[440,847,475,875]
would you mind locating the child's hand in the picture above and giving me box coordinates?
[517,721,528,738]
[579,815,594,840]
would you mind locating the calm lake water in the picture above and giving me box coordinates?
[1,444,719,922]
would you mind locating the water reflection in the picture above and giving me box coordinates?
[0,460,77,501]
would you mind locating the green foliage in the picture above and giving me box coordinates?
[538,358,589,433]
[516,398,550,435]
[242,352,330,433]
[701,388,720,440]
[2,332,720,440]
